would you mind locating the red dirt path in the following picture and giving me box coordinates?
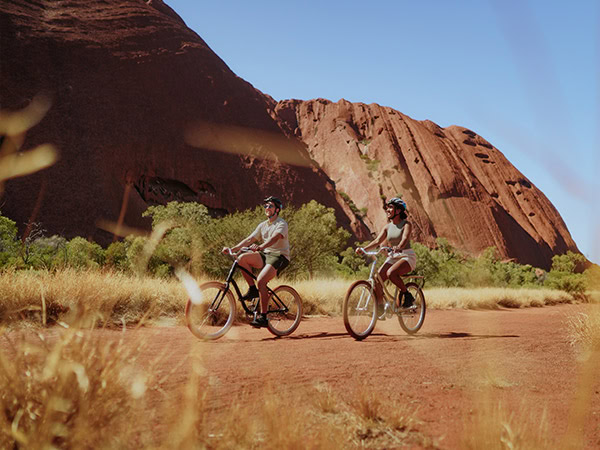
[5,304,599,448]
[131,304,600,448]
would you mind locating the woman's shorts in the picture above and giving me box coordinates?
[384,248,417,271]
[259,251,290,274]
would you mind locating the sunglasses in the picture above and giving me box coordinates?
[264,204,275,209]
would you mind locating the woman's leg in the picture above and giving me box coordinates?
[386,259,412,307]
[376,263,392,303]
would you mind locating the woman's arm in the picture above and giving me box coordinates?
[361,226,387,252]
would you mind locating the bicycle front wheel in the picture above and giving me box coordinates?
[397,282,426,334]
[266,285,303,337]
[185,281,236,340]
[343,280,377,340]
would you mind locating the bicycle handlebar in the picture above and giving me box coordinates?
[356,247,392,258]
[222,247,251,259]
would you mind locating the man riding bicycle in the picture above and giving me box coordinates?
[224,196,290,328]
[356,197,417,314]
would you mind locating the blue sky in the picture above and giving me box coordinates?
[167,0,599,264]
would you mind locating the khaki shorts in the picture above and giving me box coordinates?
[384,248,417,271]
[259,251,290,274]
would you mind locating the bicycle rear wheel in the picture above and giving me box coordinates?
[397,282,426,334]
[343,280,377,340]
[267,285,303,337]
[185,281,236,340]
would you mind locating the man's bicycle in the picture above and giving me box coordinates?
[185,248,303,340]
[343,247,426,340]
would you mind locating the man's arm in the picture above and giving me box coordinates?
[230,235,257,253]
[255,233,283,251]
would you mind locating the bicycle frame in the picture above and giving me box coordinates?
[217,251,289,316]
[362,248,424,307]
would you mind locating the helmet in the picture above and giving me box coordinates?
[386,197,406,212]
[263,196,283,211]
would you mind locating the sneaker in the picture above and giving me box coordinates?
[376,302,385,316]
[402,291,415,308]
[241,285,259,300]
[250,313,269,328]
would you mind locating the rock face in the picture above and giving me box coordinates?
[0,0,366,244]
[273,99,579,269]
[0,1,579,269]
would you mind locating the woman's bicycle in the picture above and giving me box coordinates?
[185,248,303,340]
[343,247,426,340]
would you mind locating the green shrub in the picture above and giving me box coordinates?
[550,251,586,273]
[196,206,264,278]
[0,214,19,267]
[545,271,586,294]
[26,235,67,270]
[105,241,129,271]
[54,237,105,269]
[286,201,350,278]
[543,251,587,294]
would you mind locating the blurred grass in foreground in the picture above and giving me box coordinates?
[1,298,597,447]
[0,323,433,448]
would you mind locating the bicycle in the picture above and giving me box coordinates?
[343,247,426,340]
[185,248,303,340]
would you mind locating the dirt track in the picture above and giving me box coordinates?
[126,303,599,448]
[7,304,598,448]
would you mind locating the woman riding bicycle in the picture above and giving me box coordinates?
[356,197,417,313]
[224,196,290,328]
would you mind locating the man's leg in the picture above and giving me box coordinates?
[256,264,278,314]
[238,252,264,298]
[250,264,277,328]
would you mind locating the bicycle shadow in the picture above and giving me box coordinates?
[257,331,519,342]
[261,331,350,341]
[364,331,520,342]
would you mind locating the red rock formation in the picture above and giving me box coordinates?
[0,0,366,244]
[0,0,579,269]
[273,99,579,269]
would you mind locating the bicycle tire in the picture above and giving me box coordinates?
[397,282,426,334]
[185,281,236,340]
[343,280,377,340]
[266,285,303,337]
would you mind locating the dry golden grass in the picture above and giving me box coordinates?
[0,269,191,328]
[0,324,158,447]
[0,271,586,329]
[425,286,577,309]
[462,400,551,449]
[563,305,600,448]
[291,277,350,315]
[0,324,432,449]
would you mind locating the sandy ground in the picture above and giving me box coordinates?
[122,303,599,448]
[4,304,599,448]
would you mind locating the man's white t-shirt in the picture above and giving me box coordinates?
[249,217,290,260]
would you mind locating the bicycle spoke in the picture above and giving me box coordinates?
[343,280,377,340]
